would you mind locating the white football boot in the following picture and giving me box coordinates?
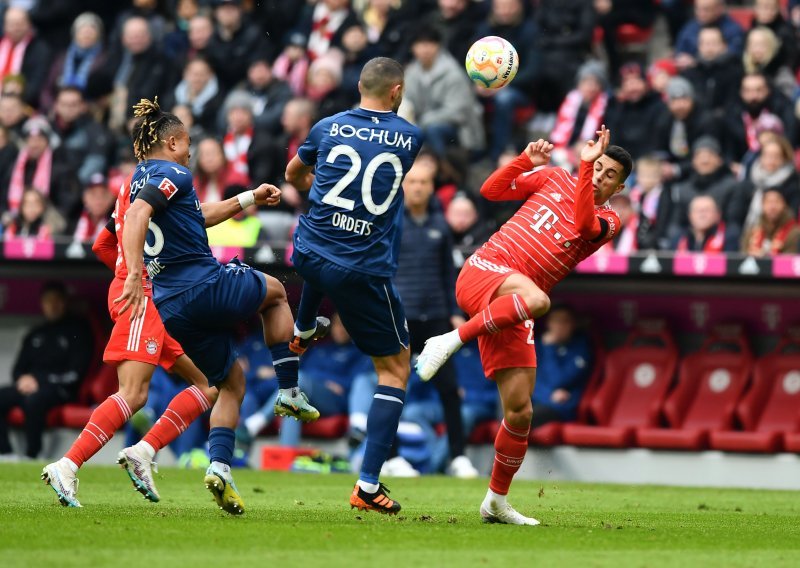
[42,461,81,507]
[480,494,540,526]
[415,331,463,381]
[118,446,160,502]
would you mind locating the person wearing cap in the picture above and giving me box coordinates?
[221,90,258,181]
[0,7,52,109]
[208,0,272,91]
[666,135,738,242]
[741,184,800,256]
[50,86,111,185]
[604,62,667,160]
[654,76,719,182]
[673,193,740,252]
[681,24,743,115]
[71,172,115,243]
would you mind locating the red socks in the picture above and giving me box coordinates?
[489,420,530,496]
[142,386,212,452]
[65,393,131,468]
[458,294,531,343]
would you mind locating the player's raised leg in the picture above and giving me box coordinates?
[258,273,320,422]
[350,349,409,515]
[480,366,539,526]
[118,350,217,502]
[290,281,331,355]
[42,360,153,507]
[416,273,550,380]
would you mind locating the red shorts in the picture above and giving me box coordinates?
[455,255,537,379]
[104,278,183,369]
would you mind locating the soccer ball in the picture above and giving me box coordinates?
[465,36,519,89]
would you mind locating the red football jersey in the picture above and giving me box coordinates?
[476,158,620,294]
[112,173,151,291]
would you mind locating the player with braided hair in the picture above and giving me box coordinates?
[115,97,320,515]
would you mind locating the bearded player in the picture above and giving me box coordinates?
[416,126,631,525]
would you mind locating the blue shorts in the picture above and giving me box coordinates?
[159,259,267,386]
[292,249,409,357]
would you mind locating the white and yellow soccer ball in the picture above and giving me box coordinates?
[465,36,519,89]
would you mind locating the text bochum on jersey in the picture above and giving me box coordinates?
[295,107,423,278]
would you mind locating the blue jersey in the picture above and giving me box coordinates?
[130,159,219,305]
[295,107,423,277]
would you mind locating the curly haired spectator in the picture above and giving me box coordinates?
[741,186,800,256]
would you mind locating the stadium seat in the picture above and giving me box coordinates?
[530,422,562,446]
[727,8,754,29]
[468,420,500,444]
[301,415,349,439]
[709,332,800,453]
[636,325,753,450]
[561,320,678,448]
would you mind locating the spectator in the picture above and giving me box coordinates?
[0,7,51,109]
[675,0,745,69]
[647,58,679,100]
[727,133,800,233]
[272,31,310,97]
[549,60,609,169]
[206,184,265,247]
[473,0,540,164]
[221,91,256,181]
[674,194,739,252]
[431,0,486,63]
[194,137,248,203]
[681,25,743,115]
[6,117,82,222]
[0,281,93,460]
[71,173,115,243]
[3,188,64,240]
[666,136,738,240]
[339,23,379,105]
[602,193,637,254]
[747,0,796,71]
[162,0,201,61]
[532,304,592,427]
[741,186,800,256]
[238,55,293,134]
[171,56,224,133]
[604,63,667,160]
[110,0,169,49]
[50,86,112,185]
[401,25,484,157]
[0,124,15,197]
[177,13,215,68]
[103,16,176,132]
[299,0,359,61]
[720,71,797,167]
[446,193,490,249]
[532,0,595,112]
[208,0,271,91]
[629,156,672,251]
[742,26,795,99]
[0,93,30,144]
[305,50,353,119]
[594,0,659,79]
[654,77,719,182]
[41,12,106,110]
[361,0,414,61]
[395,160,478,478]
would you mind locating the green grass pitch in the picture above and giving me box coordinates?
[1,463,799,567]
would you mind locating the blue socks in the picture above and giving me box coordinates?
[295,282,324,333]
[269,343,299,391]
[208,427,235,466]
[359,385,406,485]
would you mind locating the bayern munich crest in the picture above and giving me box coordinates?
[145,338,159,355]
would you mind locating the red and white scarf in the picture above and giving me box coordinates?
[272,54,309,97]
[223,127,252,178]
[0,33,32,81]
[677,222,726,253]
[72,210,106,243]
[550,90,608,148]
[8,147,53,211]
[747,219,797,256]
[307,3,348,60]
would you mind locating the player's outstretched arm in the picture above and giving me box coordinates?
[574,126,611,241]
[92,223,118,271]
[285,155,315,192]
[115,199,152,320]
[480,139,553,201]
[201,184,281,228]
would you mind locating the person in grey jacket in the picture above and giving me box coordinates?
[399,25,484,157]
[395,160,479,478]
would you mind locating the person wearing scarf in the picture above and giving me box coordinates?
[0,8,51,107]
[60,13,103,92]
[173,56,223,132]
[7,117,54,213]
[272,32,310,97]
[71,173,114,243]
[674,195,738,253]
[550,60,609,159]
[222,91,255,180]
[741,186,800,256]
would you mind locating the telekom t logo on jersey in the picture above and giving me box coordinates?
[530,205,565,243]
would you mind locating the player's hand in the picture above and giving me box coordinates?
[253,183,282,207]
[114,273,145,321]
[580,124,610,163]
[16,374,39,395]
[523,139,554,167]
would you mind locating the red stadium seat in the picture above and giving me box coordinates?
[468,420,500,444]
[301,415,349,438]
[615,24,654,45]
[530,422,562,446]
[709,332,800,453]
[561,320,678,448]
[636,325,753,450]
[728,8,754,29]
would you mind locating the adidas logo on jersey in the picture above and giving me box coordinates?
[551,193,562,202]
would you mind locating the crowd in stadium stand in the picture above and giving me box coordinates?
[0,0,799,257]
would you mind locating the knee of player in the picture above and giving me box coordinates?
[520,290,550,318]
[202,387,219,405]
[505,400,533,428]
[120,389,148,412]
